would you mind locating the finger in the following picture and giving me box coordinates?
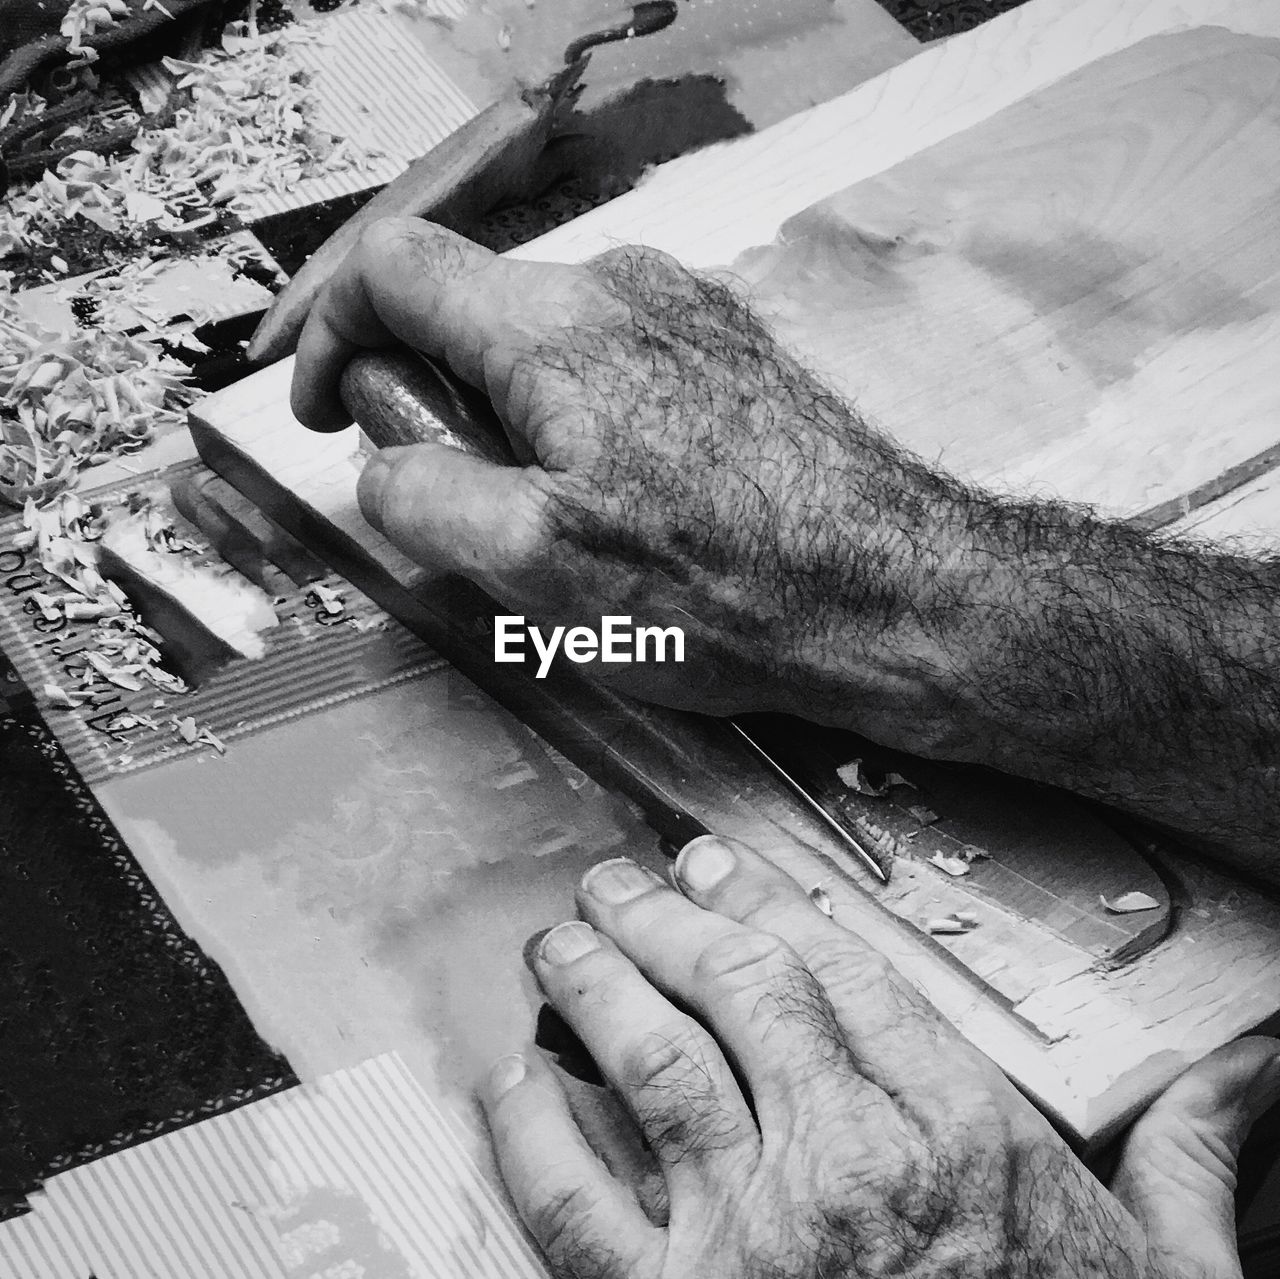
[482,1051,659,1279]
[574,856,903,1137]
[357,443,550,582]
[530,920,759,1189]
[668,837,1005,1113]
[1112,1037,1280,1278]
[291,217,612,433]
[291,219,490,432]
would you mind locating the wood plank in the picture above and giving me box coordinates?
[186,0,1280,1148]
[519,0,1280,268]
[190,360,1280,1152]
[522,5,1280,520]
[726,29,1280,516]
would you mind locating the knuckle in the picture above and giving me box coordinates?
[622,1019,716,1095]
[806,938,904,1008]
[356,214,421,261]
[693,929,796,995]
[727,876,807,932]
[526,1180,607,1267]
[497,471,556,567]
[588,244,691,293]
[621,1023,748,1166]
[811,939,896,987]
[590,243,659,272]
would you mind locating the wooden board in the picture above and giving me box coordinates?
[522,1,1280,525]
[188,0,1280,1149]
[193,357,1280,1153]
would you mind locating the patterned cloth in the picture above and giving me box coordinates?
[0,712,294,1218]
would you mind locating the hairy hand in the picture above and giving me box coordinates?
[484,838,1280,1279]
[290,218,965,736]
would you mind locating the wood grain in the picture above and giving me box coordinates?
[723,28,1280,516]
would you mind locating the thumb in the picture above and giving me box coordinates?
[358,443,550,583]
[1111,1037,1280,1278]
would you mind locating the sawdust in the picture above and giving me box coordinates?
[1,19,378,267]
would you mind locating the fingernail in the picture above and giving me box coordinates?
[675,836,736,892]
[358,453,391,531]
[539,921,600,966]
[582,858,656,905]
[522,927,553,971]
[489,1053,526,1097]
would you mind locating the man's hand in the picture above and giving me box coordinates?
[291,216,1280,882]
[482,837,1280,1279]
[290,218,965,727]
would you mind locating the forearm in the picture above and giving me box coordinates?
[299,226,1279,881]
[796,434,1280,882]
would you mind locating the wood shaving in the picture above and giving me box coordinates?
[170,714,224,754]
[927,913,980,935]
[43,682,89,708]
[0,296,193,505]
[2,22,375,263]
[835,758,887,796]
[61,0,130,55]
[311,581,345,615]
[1100,890,1161,914]
[809,885,833,917]
[20,494,199,715]
[929,851,971,877]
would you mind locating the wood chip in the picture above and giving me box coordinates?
[1100,890,1161,914]
[927,913,979,935]
[929,852,970,877]
[312,582,345,616]
[43,682,87,708]
[835,758,887,796]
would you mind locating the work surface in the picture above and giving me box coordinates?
[5,0,1280,1262]
[182,0,1280,1156]
[0,0,924,1225]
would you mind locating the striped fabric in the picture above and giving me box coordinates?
[0,1054,549,1279]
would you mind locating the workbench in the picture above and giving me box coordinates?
[2,0,1278,1272]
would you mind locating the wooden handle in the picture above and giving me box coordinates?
[340,348,514,464]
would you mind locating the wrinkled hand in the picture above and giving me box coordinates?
[290,218,957,736]
[482,837,1280,1279]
